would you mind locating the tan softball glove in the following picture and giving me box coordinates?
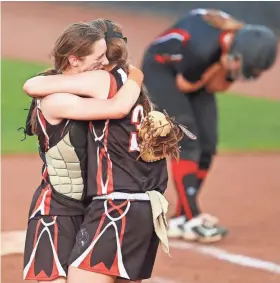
[137,110,197,162]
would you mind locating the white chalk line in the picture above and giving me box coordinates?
[1,230,27,256]
[2,231,280,278]
[169,240,280,275]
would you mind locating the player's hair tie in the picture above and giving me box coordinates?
[105,20,127,43]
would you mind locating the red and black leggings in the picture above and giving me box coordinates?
[172,152,214,220]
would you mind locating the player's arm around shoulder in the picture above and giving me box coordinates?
[40,71,143,123]
[40,90,135,123]
[23,70,111,99]
[23,66,142,103]
[79,66,143,115]
[110,65,143,112]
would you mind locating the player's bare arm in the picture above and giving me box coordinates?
[39,66,143,123]
[23,65,142,99]
[204,65,233,92]
[23,70,109,98]
[40,82,141,124]
[176,63,222,93]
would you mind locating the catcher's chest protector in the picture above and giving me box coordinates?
[36,112,88,202]
[86,66,168,198]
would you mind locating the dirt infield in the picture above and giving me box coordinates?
[2,2,280,283]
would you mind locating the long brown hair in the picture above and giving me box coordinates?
[90,18,154,115]
[29,22,105,134]
[202,9,245,32]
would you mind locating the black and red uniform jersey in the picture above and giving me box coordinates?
[86,66,168,198]
[28,106,88,219]
[147,9,230,83]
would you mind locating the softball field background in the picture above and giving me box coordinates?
[1,2,280,283]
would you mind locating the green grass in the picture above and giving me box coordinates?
[217,93,280,152]
[1,59,49,154]
[1,58,280,154]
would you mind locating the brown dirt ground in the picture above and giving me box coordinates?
[2,2,280,283]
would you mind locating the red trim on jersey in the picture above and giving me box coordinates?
[89,121,93,133]
[29,185,52,217]
[95,121,114,195]
[95,73,118,195]
[51,218,60,278]
[42,166,48,182]
[154,28,190,64]
[105,73,117,194]
[104,126,114,195]
[109,200,127,247]
[154,54,183,64]
[154,54,166,64]
[171,159,198,219]
[53,217,58,251]
[30,185,48,216]
[108,73,117,99]
[37,110,49,150]
[33,219,41,249]
[96,124,107,195]
[25,260,38,280]
[44,185,52,215]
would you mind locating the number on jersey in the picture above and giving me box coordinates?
[128,104,144,152]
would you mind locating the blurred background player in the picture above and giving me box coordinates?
[142,9,277,243]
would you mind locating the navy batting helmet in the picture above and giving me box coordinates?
[228,25,278,79]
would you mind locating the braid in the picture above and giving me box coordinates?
[28,69,61,135]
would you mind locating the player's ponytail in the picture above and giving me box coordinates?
[28,69,61,135]
[139,84,155,115]
[29,101,38,135]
